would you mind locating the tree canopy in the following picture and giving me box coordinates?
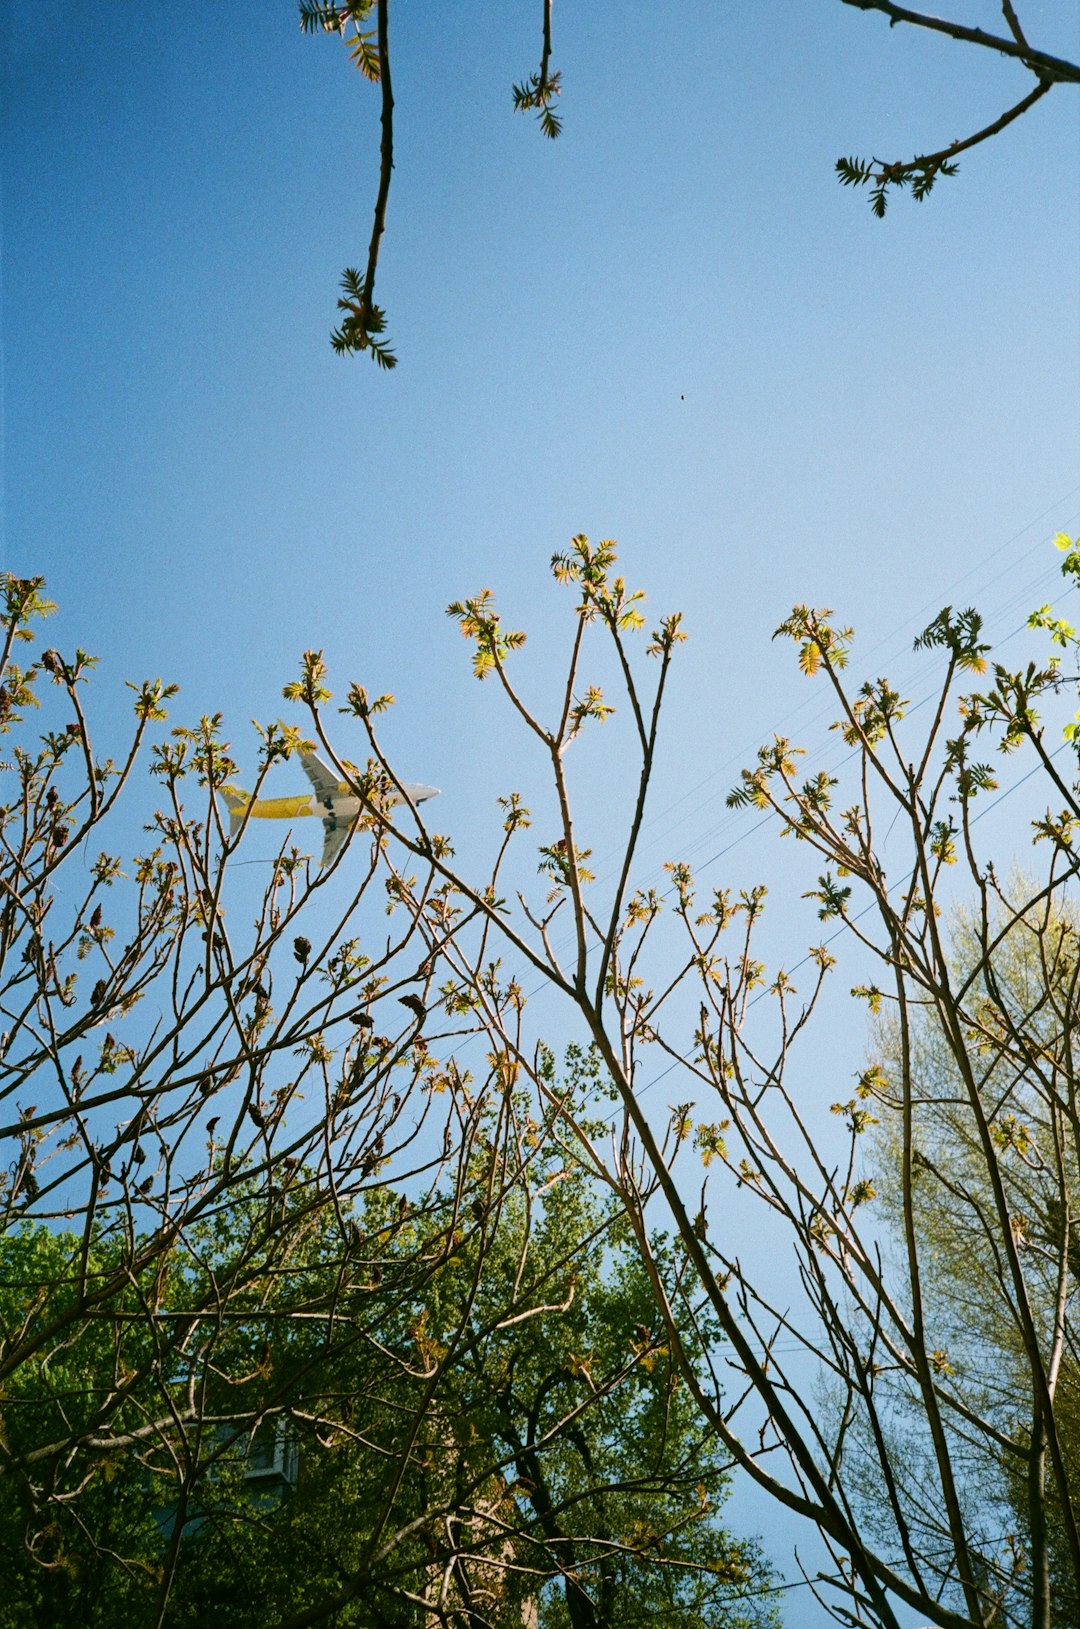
[270,530,1080,1626]
[8,525,1080,1624]
[868,896,1080,1625]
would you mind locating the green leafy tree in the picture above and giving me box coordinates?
[862,895,1080,1624]
[0,1067,777,1629]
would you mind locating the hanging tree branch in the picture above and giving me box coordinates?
[837,0,1079,213]
[838,0,1080,82]
[513,0,562,138]
[324,1,397,366]
[304,0,1078,359]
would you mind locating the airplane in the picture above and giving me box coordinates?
[221,751,439,868]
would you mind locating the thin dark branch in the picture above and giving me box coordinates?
[839,0,1080,85]
[540,0,554,93]
[329,0,397,363]
[365,0,394,326]
[889,76,1053,177]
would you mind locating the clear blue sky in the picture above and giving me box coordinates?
[4,0,1080,1613]
[5,0,1077,1015]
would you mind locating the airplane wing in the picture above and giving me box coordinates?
[300,751,347,804]
[321,818,352,869]
[302,751,439,810]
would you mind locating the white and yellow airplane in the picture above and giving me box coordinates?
[222,751,438,868]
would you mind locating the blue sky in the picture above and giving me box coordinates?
[5,0,1076,999]
[4,0,1080,1612]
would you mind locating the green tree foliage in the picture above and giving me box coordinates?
[0,1071,776,1629]
[865,896,1080,1625]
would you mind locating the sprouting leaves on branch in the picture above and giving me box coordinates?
[513,68,563,139]
[836,0,1076,214]
[514,0,561,137]
[298,1,374,35]
[303,4,396,367]
[836,151,960,216]
[331,267,396,367]
[446,588,527,680]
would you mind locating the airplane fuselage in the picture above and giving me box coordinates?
[242,793,357,824]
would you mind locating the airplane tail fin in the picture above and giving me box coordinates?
[220,785,250,838]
